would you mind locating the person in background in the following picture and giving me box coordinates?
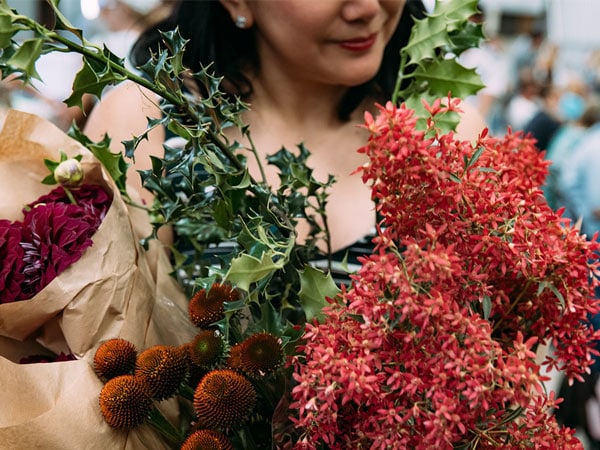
[1,0,171,132]
[504,69,542,132]
[83,0,486,263]
[507,20,555,89]
[91,0,172,73]
[552,96,600,449]
[542,89,596,213]
[522,83,562,153]
[459,5,510,136]
[557,101,600,236]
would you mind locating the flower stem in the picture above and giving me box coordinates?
[62,187,77,205]
[147,407,185,449]
[178,383,195,402]
[392,53,409,104]
[492,279,532,333]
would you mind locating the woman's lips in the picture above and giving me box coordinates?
[338,33,377,52]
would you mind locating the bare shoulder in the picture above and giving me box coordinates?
[84,81,162,143]
[84,81,166,204]
[455,100,488,142]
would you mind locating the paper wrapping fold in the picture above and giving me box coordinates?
[0,109,196,449]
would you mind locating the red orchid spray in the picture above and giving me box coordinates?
[291,100,600,449]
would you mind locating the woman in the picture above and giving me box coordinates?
[84,0,485,260]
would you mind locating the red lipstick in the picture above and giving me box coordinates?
[339,33,377,52]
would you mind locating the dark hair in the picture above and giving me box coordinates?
[132,0,427,120]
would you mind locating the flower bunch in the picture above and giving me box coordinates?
[290,101,600,449]
[19,352,76,364]
[0,183,111,303]
[94,283,288,450]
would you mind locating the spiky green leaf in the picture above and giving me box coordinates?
[299,266,340,322]
[413,58,485,99]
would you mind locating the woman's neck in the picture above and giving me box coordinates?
[246,70,350,133]
[228,72,376,254]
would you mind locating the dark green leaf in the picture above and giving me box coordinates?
[414,58,485,99]
[64,56,125,108]
[466,146,485,169]
[298,266,340,322]
[7,38,43,79]
[482,295,492,320]
[402,14,449,63]
[68,124,129,196]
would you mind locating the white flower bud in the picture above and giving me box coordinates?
[54,159,84,187]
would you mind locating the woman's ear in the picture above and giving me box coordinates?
[219,0,254,29]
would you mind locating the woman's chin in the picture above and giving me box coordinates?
[336,60,383,87]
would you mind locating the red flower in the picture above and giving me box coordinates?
[19,352,76,364]
[290,100,597,449]
[0,184,112,302]
[29,184,112,219]
[19,202,100,298]
[0,219,25,303]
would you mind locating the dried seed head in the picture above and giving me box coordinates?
[230,332,285,378]
[135,345,188,400]
[193,369,256,430]
[190,330,226,368]
[94,338,137,380]
[180,343,208,390]
[225,343,243,371]
[188,283,239,328]
[99,375,152,429]
[180,429,234,450]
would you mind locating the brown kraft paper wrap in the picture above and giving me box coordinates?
[0,109,196,449]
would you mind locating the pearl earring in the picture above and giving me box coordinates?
[235,15,247,29]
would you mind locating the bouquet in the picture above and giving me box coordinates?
[290,100,600,448]
[0,109,196,449]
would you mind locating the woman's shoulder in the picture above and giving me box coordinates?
[83,81,166,205]
[456,101,487,142]
[84,81,162,142]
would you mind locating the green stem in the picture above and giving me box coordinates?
[62,187,77,205]
[391,53,409,105]
[245,131,267,184]
[315,195,332,270]
[491,280,532,333]
[178,383,195,402]
[147,407,185,449]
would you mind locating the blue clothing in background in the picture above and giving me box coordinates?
[543,123,588,213]
[559,123,600,238]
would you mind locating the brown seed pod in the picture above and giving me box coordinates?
[234,332,285,378]
[180,343,208,390]
[193,369,256,430]
[135,345,188,400]
[188,283,239,328]
[190,330,226,368]
[93,338,137,380]
[180,429,234,450]
[225,343,243,372]
[99,375,152,429]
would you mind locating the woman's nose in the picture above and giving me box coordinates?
[341,0,381,22]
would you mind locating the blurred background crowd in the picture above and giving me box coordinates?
[0,0,174,129]
[2,0,600,448]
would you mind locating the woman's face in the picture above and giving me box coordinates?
[235,0,406,88]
